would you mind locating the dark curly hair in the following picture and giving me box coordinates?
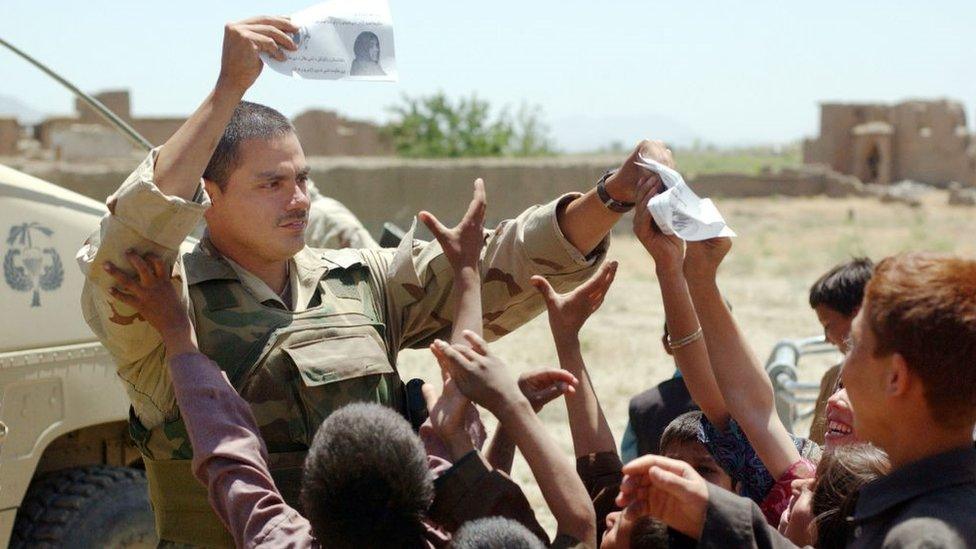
[301,403,434,549]
[450,517,545,549]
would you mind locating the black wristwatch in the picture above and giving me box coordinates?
[596,169,635,213]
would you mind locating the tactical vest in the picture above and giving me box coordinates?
[129,248,405,547]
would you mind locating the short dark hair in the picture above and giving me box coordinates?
[450,517,545,549]
[629,516,670,549]
[808,257,874,317]
[301,403,434,549]
[659,410,704,455]
[202,100,295,188]
[812,443,890,548]
[865,253,976,426]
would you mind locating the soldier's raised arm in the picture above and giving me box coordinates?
[361,140,674,350]
[77,17,298,428]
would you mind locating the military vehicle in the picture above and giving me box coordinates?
[0,37,161,547]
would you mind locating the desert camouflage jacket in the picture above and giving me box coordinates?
[78,149,608,436]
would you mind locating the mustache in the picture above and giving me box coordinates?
[277,211,308,225]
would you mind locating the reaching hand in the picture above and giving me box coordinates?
[529,261,617,341]
[518,368,579,412]
[419,179,487,272]
[217,16,299,94]
[103,251,189,342]
[421,378,482,461]
[683,237,733,282]
[616,455,709,540]
[633,176,684,274]
[429,331,524,415]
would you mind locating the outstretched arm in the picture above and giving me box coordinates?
[419,180,489,461]
[484,368,578,474]
[530,261,619,458]
[105,252,311,546]
[432,333,597,547]
[154,17,298,199]
[631,176,729,429]
[683,239,800,481]
[557,140,674,256]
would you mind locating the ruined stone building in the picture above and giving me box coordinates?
[30,89,392,161]
[803,100,976,187]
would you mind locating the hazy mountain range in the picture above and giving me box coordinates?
[0,94,46,125]
[549,113,700,153]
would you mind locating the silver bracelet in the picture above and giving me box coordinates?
[667,327,703,350]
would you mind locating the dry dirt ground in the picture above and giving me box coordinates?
[396,191,976,535]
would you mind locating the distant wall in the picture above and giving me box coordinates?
[132,118,185,147]
[0,117,20,156]
[293,110,393,156]
[16,157,866,237]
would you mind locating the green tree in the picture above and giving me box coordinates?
[383,92,554,158]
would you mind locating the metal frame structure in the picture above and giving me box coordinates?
[765,336,840,434]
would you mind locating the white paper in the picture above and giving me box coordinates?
[636,154,737,241]
[263,0,397,81]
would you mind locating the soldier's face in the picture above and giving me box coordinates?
[206,133,311,263]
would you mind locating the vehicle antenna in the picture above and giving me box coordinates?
[0,36,154,151]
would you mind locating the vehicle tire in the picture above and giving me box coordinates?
[10,465,157,549]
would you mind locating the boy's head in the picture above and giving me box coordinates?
[450,517,545,549]
[602,413,732,549]
[659,411,733,491]
[843,253,976,456]
[809,257,874,352]
[301,402,434,548]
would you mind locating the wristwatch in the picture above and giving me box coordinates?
[596,169,635,213]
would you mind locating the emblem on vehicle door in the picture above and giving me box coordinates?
[4,222,64,307]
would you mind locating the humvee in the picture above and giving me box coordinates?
[1,165,155,547]
[0,36,164,548]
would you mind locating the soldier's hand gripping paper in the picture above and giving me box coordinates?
[636,155,736,241]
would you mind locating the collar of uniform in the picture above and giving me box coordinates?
[185,237,299,310]
[183,238,239,285]
[852,446,976,522]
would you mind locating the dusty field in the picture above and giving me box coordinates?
[397,191,976,535]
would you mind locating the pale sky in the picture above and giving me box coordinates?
[2,0,974,150]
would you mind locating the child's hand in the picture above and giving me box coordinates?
[529,261,618,342]
[616,454,709,540]
[103,251,191,344]
[683,237,732,282]
[429,331,523,415]
[419,179,487,272]
[421,378,482,461]
[633,176,684,274]
[518,368,579,412]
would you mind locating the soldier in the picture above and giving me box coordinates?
[78,15,672,547]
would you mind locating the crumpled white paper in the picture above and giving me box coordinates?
[262,0,397,81]
[636,154,737,241]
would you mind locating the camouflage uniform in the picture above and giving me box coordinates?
[304,179,379,249]
[78,149,608,546]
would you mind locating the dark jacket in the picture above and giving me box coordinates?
[848,446,976,548]
[697,446,976,549]
[628,376,698,456]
